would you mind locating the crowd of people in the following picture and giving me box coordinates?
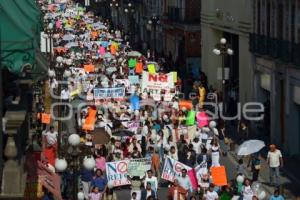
[37,0,287,200]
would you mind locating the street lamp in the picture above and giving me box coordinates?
[43,16,54,62]
[123,1,135,45]
[148,16,160,54]
[110,0,120,25]
[55,132,96,199]
[213,37,234,112]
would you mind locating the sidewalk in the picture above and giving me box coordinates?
[228,151,296,199]
[226,123,300,199]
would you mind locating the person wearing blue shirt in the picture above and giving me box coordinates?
[80,169,94,199]
[91,169,107,192]
[270,189,285,200]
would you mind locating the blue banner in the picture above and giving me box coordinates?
[93,87,125,99]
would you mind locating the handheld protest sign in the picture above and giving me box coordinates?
[211,166,228,186]
[186,110,196,126]
[41,113,51,124]
[147,64,156,74]
[84,64,95,73]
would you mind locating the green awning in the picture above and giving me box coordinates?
[32,51,48,81]
[0,0,41,74]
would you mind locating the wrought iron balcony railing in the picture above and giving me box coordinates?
[249,33,300,66]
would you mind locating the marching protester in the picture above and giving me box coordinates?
[37,1,283,199]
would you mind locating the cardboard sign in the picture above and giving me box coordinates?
[211,166,228,186]
[141,71,174,92]
[93,87,125,100]
[41,113,51,124]
[106,160,131,187]
[161,156,191,182]
[84,64,95,73]
[128,158,151,177]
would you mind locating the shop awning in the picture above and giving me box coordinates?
[0,0,41,74]
[31,51,48,81]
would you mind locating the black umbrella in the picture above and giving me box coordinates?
[112,129,135,137]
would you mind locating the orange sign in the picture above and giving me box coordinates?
[210,166,228,186]
[41,113,51,124]
[135,62,143,74]
[84,64,95,73]
[82,107,97,131]
[179,100,193,110]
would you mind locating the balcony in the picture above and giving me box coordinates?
[166,6,200,24]
[250,33,300,66]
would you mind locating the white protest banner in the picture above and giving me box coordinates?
[141,71,174,93]
[106,160,131,187]
[70,67,85,75]
[163,92,175,102]
[161,156,191,182]
[126,121,140,134]
[128,158,151,177]
[114,79,130,88]
[195,162,208,178]
[128,75,140,85]
[94,87,125,99]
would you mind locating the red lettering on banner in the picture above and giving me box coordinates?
[148,74,168,82]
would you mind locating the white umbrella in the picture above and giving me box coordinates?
[237,140,265,156]
[104,53,113,58]
[127,51,142,57]
[62,34,75,41]
[114,38,123,42]
[65,42,78,48]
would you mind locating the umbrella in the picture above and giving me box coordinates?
[237,140,265,156]
[93,23,106,29]
[106,67,117,74]
[65,42,78,48]
[114,38,123,42]
[104,52,113,58]
[128,51,142,57]
[62,34,75,41]
[93,128,111,145]
[112,129,135,137]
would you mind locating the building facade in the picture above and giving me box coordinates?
[251,0,300,155]
[162,0,201,76]
[201,0,253,105]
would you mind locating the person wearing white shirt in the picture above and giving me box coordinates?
[177,169,192,194]
[61,87,70,101]
[42,126,58,147]
[61,87,70,114]
[267,144,283,186]
[204,185,219,200]
[144,170,158,195]
[192,137,201,155]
